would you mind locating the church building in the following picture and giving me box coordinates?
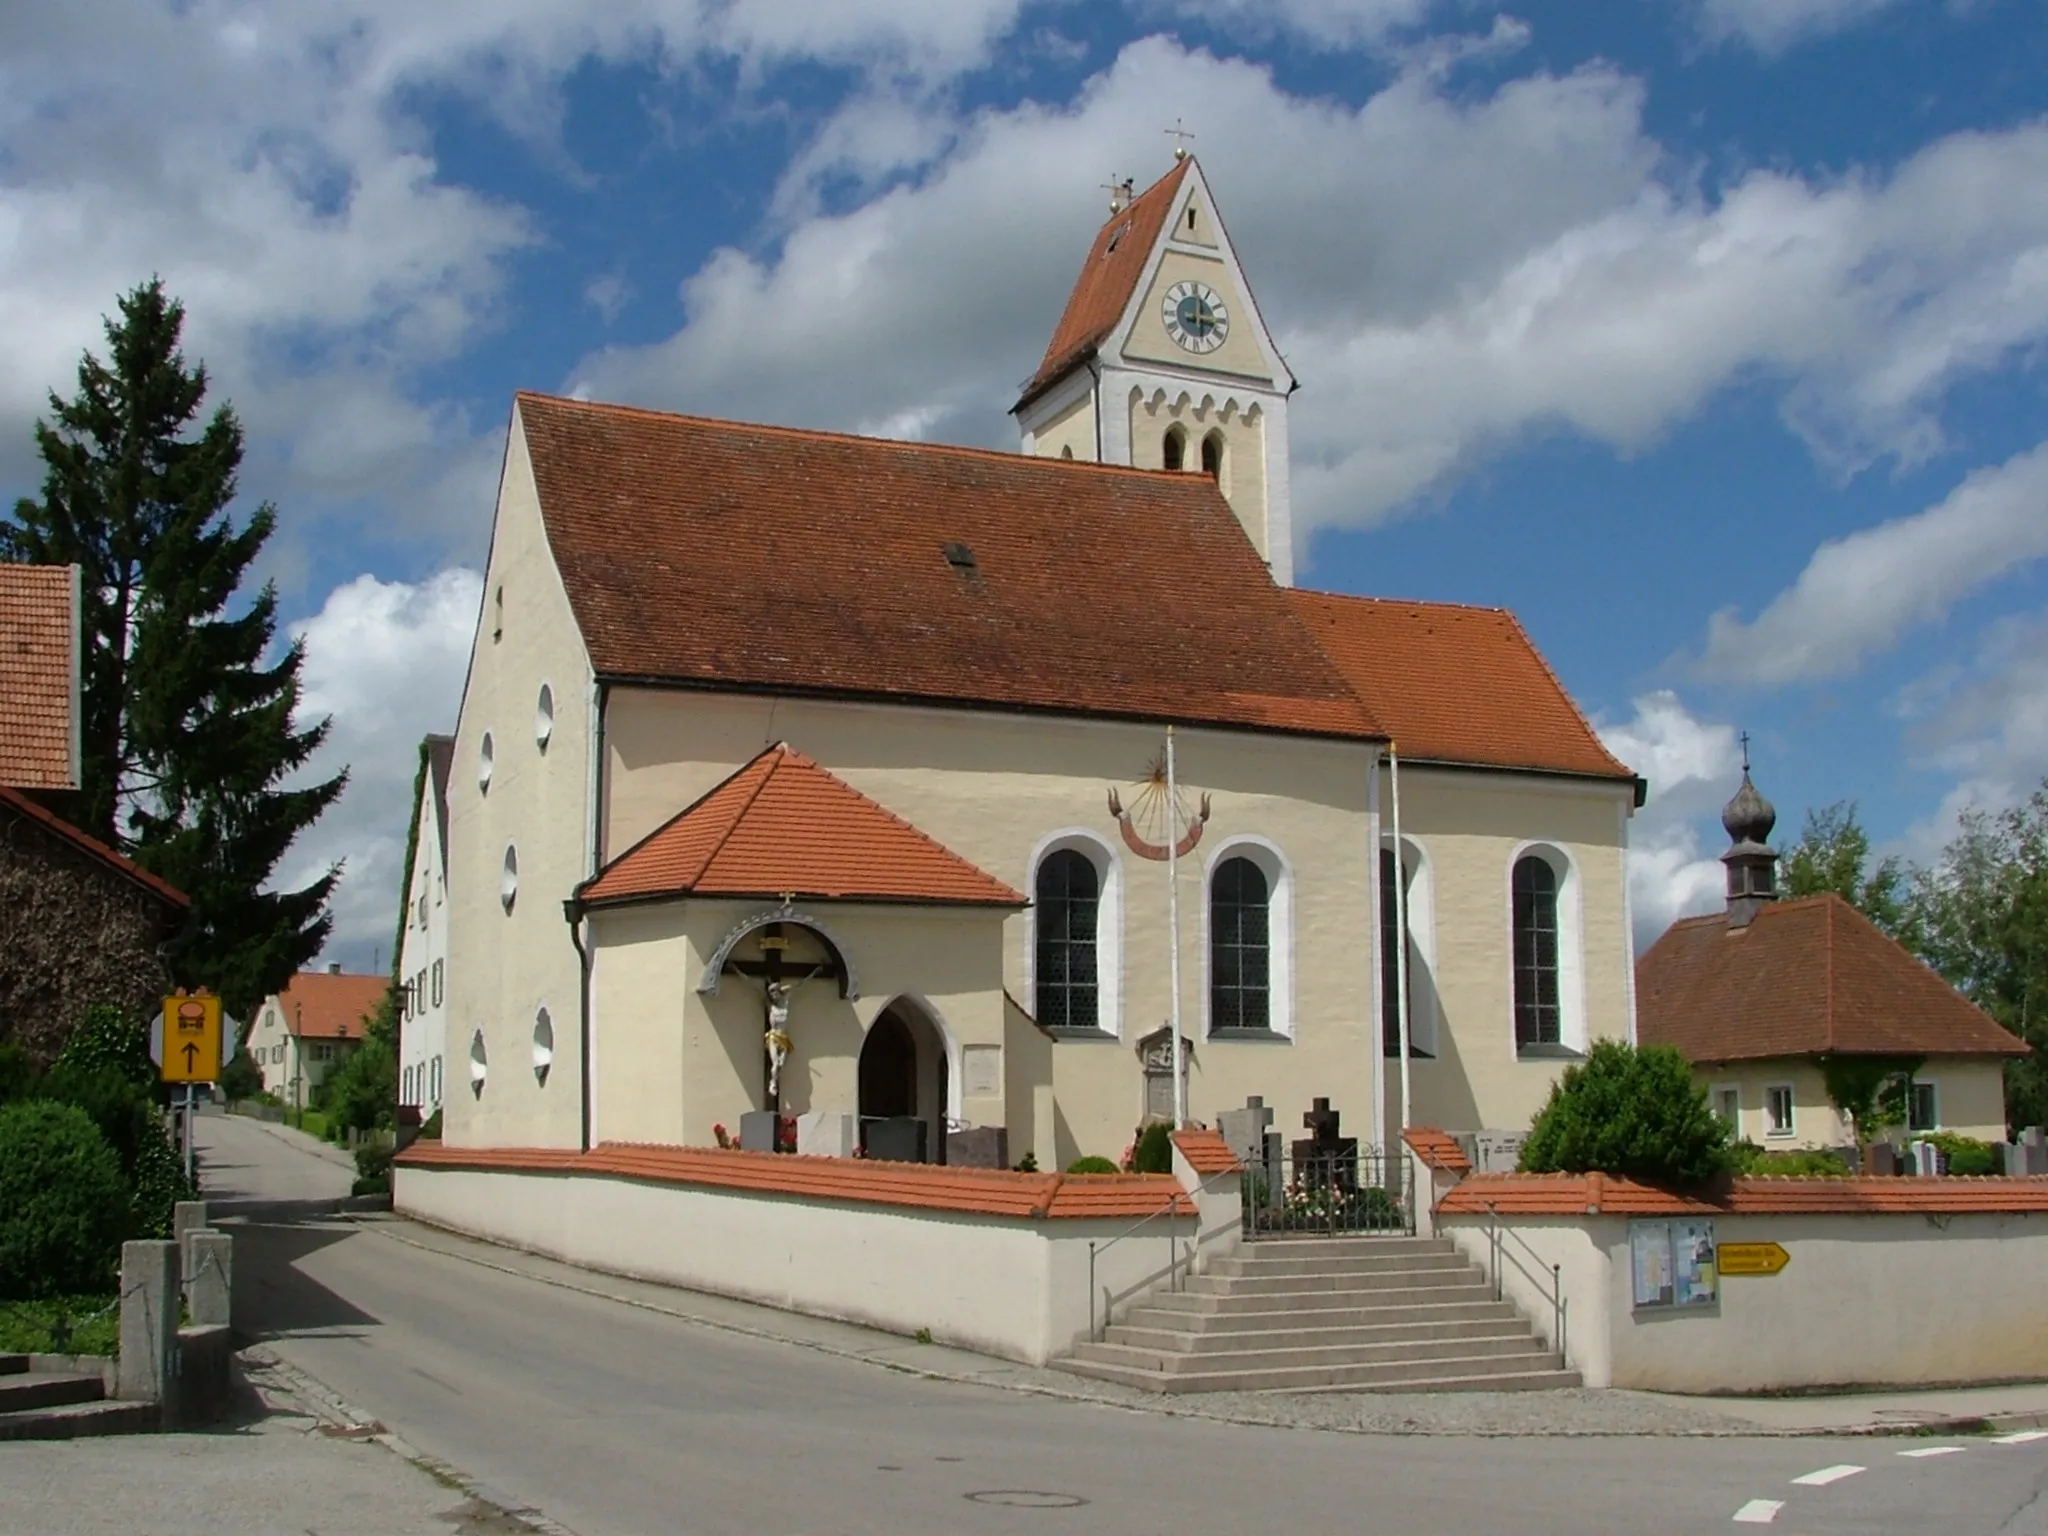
[438,156,1645,1172]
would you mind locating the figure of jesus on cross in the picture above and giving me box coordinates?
[748,938,826,1108]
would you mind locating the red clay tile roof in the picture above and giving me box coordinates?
[1289,590,1636,784]
[1172,1127,1241,1175]
[1638,893,2027,1063]
[0,784,190,910]
[1403,1126,1472,1175]
[1438,1170,2048,1217]
[0,565,79,790]
[396,1140,1197,1220]
[520,392,1380,743]
[579,743,1023,909]
[271,971,387,1041]
[1017,159,1192,408]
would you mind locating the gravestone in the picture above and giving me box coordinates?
[948,1126,1008,1169]
[1136,1027,1193,1124]
[1863,1141,1898,1176]
[2025,1127,2048,1176]
[1219,1096,1282,1204]
[796,1111,856,1159]
[2004,1141,2029,1177]
[1471,1131,1528,1175]
[1910,1139,1945,1177]
[738,1110,780,1153]
[1291,1099,1358,1191]
[865,1117,928,1164]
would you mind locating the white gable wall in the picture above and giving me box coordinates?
[397,770,450,1117]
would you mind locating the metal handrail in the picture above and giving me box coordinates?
[1485,1203,1569,1365]
[1086,1193,1198,1342]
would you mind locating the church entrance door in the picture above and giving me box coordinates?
[859,1003,949,1164]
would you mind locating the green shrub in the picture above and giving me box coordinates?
[1067,1156,1120,1174]
[218,1048,264,1104]
[1132,1121,1174,1175]
[39,1063,192,1239]
[1734,1142,1852,1177]
[352,1142,394,1197]
[419,1108,443,1140]
[1012,1150,1038,1173]
[0,1102,131,1299]
[1919,1131,2000,1176]
[1520,1041,1735,1186]
[0,1042,40,1107]
[0,1294,121,1355]
[52,1005,158,1098]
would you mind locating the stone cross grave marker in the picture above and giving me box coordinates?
[1219,1095,1281,1206]
[1292,1098,1358,1191]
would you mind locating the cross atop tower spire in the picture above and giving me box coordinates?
[1165,118,1196,161]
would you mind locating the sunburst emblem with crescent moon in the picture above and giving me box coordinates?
[1106,752,1211,862]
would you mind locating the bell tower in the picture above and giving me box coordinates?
[1013,152,1298,585]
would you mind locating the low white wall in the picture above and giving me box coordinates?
[1441,1218,1606,1381]
[395,1164,1190,1366]
[1444,1208,2048,1393]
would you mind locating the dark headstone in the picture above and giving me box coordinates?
[948,1126,1008,1170]
[865,1117,928,1164]
[1862,1141,1897,1177]
[1292,1098,1358,1191]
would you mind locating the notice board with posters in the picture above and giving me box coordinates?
[1629,1217,1719,1311]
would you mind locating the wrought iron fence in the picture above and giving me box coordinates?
[1240,1147,1414,1237]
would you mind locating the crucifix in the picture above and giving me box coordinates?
[1164,118,1195,161]
[739,925,826,1111]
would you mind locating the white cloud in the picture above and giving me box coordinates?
[1597,690,1743,948]
[280,569,483,966]
[1697,440,2048,686]
[1694,0,1908,54]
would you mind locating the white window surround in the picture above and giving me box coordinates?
[1201,834,1295,1040]
[1765,1082,1795,1139]
[1024,828,1123,1038]
[1503,839,1588,1058]
[1908,1078,1939,1133]
[1712,1084,1741,1128]
[1383,835,1438,1058]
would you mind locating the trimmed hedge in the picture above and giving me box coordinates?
[1066,1156,1120,1174]
[1132,1121,1174,1175]
[0,1101,130,1300]
[1521,1041,1735,1185]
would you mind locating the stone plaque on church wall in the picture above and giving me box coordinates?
[1472,1131,1527,1174]
[963,1044,1002,1099]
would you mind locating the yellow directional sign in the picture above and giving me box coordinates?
[1718,1241,1790,1277]
[160,994,223,1084]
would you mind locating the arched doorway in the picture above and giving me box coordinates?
[858,1002,950,1163]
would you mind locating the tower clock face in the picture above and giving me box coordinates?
[1162,281,1229,354]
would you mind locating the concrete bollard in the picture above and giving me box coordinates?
[117,1239,181,1423]
[186,1230,233,1328]
[173,1200,210,1282]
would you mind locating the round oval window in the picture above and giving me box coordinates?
[479,732,495,794]
[469,1028,488,1096]
[535,683,554,752]
[533,1007,555,1085]
[500,845,519,912]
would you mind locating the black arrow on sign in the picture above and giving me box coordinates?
[181,1041,200,1073]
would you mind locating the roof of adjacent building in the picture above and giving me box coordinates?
[1637,893,2028,1063]
[270,970,387,1041]
[0,564,79,790]
[0,783,190,910]
[1290,590,1637,785]
[578,743,1025,910]
[1016,159,1192,409]
[1437,1170,2048,1217]
[397,1140,1198,1220]
[518,391,1380,743]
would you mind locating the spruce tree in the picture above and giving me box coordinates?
[2,280,346,1019]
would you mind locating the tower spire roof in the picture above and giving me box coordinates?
[1719,746,1780,928]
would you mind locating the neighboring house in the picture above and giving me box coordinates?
[1,563,190,1066]
[397,734,453,1117]
[1637,768,2027,1149]
[435,155,1647,1170]
[245,966,385,1108]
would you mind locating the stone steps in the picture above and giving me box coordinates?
[1052,1234,1578,1395]
[0,1352,159,1441]
[0,1371,106,1413]
[0,1398,159,1441]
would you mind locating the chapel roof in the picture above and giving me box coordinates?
[1015,158,1192,409]
[517,391,1380,743]
[0,564,79,790]
[1287,590,1638,785]
[1636,893,2027,1063]
[0,783,190,911]
[577,742,1025,910]
[267,970,386,1042]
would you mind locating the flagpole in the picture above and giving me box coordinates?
[1167,725,1186,1128]
[1391,744,1413,1146]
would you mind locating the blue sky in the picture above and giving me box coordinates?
[2,0,2044,966]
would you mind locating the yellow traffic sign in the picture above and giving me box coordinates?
[160,994,223,1084]
[1718,1241,1790,1276]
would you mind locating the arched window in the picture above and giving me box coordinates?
[1210,856,1270,1032]
[1512,854,1562,1048]
[1035,850,1100,1032]
[1059,445,1074,460]
[1163,425,1187,472]
[1201,430,1224,479]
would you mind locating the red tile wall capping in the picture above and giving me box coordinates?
[271,971,388,1040]
[397,1141,1197,1221]
[1435,1172,2048,1219]
[1019,159,1192,404]
[580,744,1023,908]
[516,393,1381,747]
[1637,893,2028,1064]
[1401,1126,1472,1176]
[0,565,77,790]
[1288,590,1637,783]
[1171,1128,1241,1175]
[0,784,190,910]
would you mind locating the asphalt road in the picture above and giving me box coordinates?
[198,1114,2048,1536]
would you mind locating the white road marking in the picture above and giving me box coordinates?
[1994,1430,2048,1444]
[1792,1464,1866,1486]
[1732,1498,1784,1524]
[1898,1445,1966,1458]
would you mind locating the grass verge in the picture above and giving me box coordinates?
[0,1295,120,1356]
